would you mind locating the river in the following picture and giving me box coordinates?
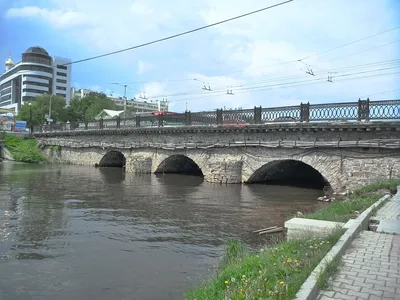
[0,163,324,300]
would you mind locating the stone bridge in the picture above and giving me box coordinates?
[34,122,400,193]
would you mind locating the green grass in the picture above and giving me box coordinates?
[316,257,341,289]
[4,134,45,163]
[305,179,400,223]
[351,179,400,196]
[186,230,343,300]
[304,194,381,223]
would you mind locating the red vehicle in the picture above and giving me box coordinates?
[222,119,249,127]
[151,111,177,116]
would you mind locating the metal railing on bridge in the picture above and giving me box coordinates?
[33,98,400,133]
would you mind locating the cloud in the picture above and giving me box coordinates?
[89,85,101,92]
[3,0,399,113]
[137,60,154,75]
[6,6,91,28]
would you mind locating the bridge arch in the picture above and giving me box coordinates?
[98,150,126,168]
[245,159,330,190]
[155,154,203,176]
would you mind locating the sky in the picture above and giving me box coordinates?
[0,0,399,112]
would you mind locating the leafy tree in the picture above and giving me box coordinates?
[18,94,67,125]
[67,92,117,121]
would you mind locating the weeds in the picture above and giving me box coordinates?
[305,179,400,223]
[187,230,343,300]
[316,257,341,289]
[4,134,45,163]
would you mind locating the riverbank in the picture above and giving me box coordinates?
[187,179,399,300]
[2,134,44,163]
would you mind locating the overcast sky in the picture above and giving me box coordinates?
[1,0,399,112]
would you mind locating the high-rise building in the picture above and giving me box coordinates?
[0,46,72,114]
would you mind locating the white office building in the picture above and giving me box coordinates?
[0,46,72,114]
[71,87,169,113]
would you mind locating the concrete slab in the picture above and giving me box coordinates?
[284,218,344,240]
[376,220,400,234]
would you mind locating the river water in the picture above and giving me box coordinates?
[0,163,324,300]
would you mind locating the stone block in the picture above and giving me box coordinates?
[284,217,345,240]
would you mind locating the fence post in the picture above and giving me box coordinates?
[254,106,262,124]
[99,118,104,129]
[216,109,223,125]
[357,98,370,121]
[300,102,310,122]
[85,121,88,130]
[158,113,164,127]
[116,116,121,128]
[135,115,141,127]
[185,111,192,126]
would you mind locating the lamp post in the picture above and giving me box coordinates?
[29,102,33,133]
[48,94,53,123]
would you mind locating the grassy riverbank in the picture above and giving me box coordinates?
[187,230,343,300]
[187,179,399,299]
[305,179,400,223]
[3,134,45,163]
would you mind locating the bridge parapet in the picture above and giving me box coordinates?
[32,99,400,134]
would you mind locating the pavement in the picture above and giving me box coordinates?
[317,191,400,300]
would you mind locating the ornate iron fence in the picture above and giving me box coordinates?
[32,98,400,132]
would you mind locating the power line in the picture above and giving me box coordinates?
[167,70,400,104]
[298,25,400,60]
[107,26,400,85]
[63,0,294,65]
[142,59,400,99]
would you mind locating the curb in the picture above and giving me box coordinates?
[295,193,392,300]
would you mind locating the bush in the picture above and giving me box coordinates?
[4,134,45,163]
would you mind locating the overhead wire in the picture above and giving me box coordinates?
[167,70,400,104]
[63,0,294,65]
[141,59,400,100]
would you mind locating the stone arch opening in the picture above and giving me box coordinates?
[155,155,203,176]
[246,159,330,190]
[98,151,126,168]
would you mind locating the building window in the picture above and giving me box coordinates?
[24,75,50,80]
[56,79,67,84]
[56,72,67,77]
[0,94,12,102]
[22,53,52,66]
[22,96,36,102]
[23,88,46,94]
[0,87,12,96]
[56,86,67,91]
[57,64,68,70]
[56,93,66,97]
[0,65,53,82]
[23,81,49,87]
[0,81,12,90]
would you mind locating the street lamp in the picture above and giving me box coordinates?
[29,102,33,133]
[48,93,53,123]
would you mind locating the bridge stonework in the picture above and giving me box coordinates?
[36,123,400,193]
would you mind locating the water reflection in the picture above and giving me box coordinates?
[0,163,324,300]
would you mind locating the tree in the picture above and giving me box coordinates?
[66,92,117,122]
[18,94,67,125]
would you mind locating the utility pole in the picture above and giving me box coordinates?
[111,83,129,126]
[123,84,127,123]
[48,94,53,121]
